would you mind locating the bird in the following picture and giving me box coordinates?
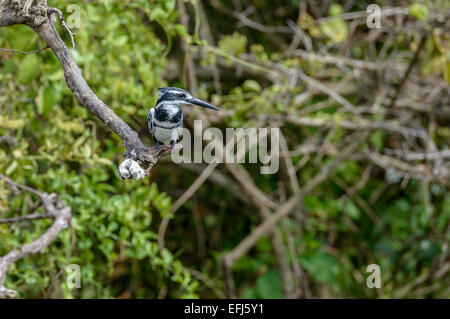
[148,87,220,148]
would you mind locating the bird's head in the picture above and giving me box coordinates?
[157,87,220,111]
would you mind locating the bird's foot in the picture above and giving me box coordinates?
[155,141,163,149]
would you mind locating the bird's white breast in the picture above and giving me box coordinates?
[154,126,182,144]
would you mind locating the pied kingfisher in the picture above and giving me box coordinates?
[148,87,220,148]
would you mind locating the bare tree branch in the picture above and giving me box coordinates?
[0,175,72,299]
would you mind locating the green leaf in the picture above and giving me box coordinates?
[17,54,41,84]
[175,24,186,36]
[420,54,445,76]
[344,200,360,219]
[38,86,61,116]
[370,131,385,151]
[409,3,429,22]
[150,7,166,21]
[242,80,261,92]
[2,60,17,74]
[8,26,37,51]
[256,269,283,298]
[329,3,343,16]
[242,286,258,298]
[255,236,272,252]
[5,160,18,175]
[299,251,341,285]
[444,59,450,84]
[0,116,25,129]
[321,17,348,43]
[164,0,175,12]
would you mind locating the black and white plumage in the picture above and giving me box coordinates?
[148,87,220,148]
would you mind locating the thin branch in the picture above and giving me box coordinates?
[0,45,48,54]
[331,174,381,226]
[389,34,427,108]
[0,174,43,197]
[187,268,225,299]
[233,6,292,34]
[285,114,423,138]
[384,149,450,161]
[0,176,71,299]
[177,0,197,92]
[222,134,367,297]
[0,212,52,224]
[0,135,17,145]
[157,127,274,248]
[283,49,405,71]
[179,163,251,204]
[317,7,410,23]
[158,161,219,249]
[367,152,450,185]
[47,7,75,48]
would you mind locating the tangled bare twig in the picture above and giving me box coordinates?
[0,175,72,299]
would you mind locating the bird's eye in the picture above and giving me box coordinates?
[178,93,186,98]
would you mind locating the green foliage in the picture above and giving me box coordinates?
[300,251,341,289]
[0,0,198,298]
[1,0,449,299]
[410,3,429,21]
[320,5,348,43]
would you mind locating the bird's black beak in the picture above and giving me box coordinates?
[188,98,221,111]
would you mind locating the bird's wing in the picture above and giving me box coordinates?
[147,108,155,136]
[173,111,183,141]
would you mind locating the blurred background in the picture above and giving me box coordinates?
[0,0,449,298]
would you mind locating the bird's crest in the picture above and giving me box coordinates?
[157,87,190,97]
